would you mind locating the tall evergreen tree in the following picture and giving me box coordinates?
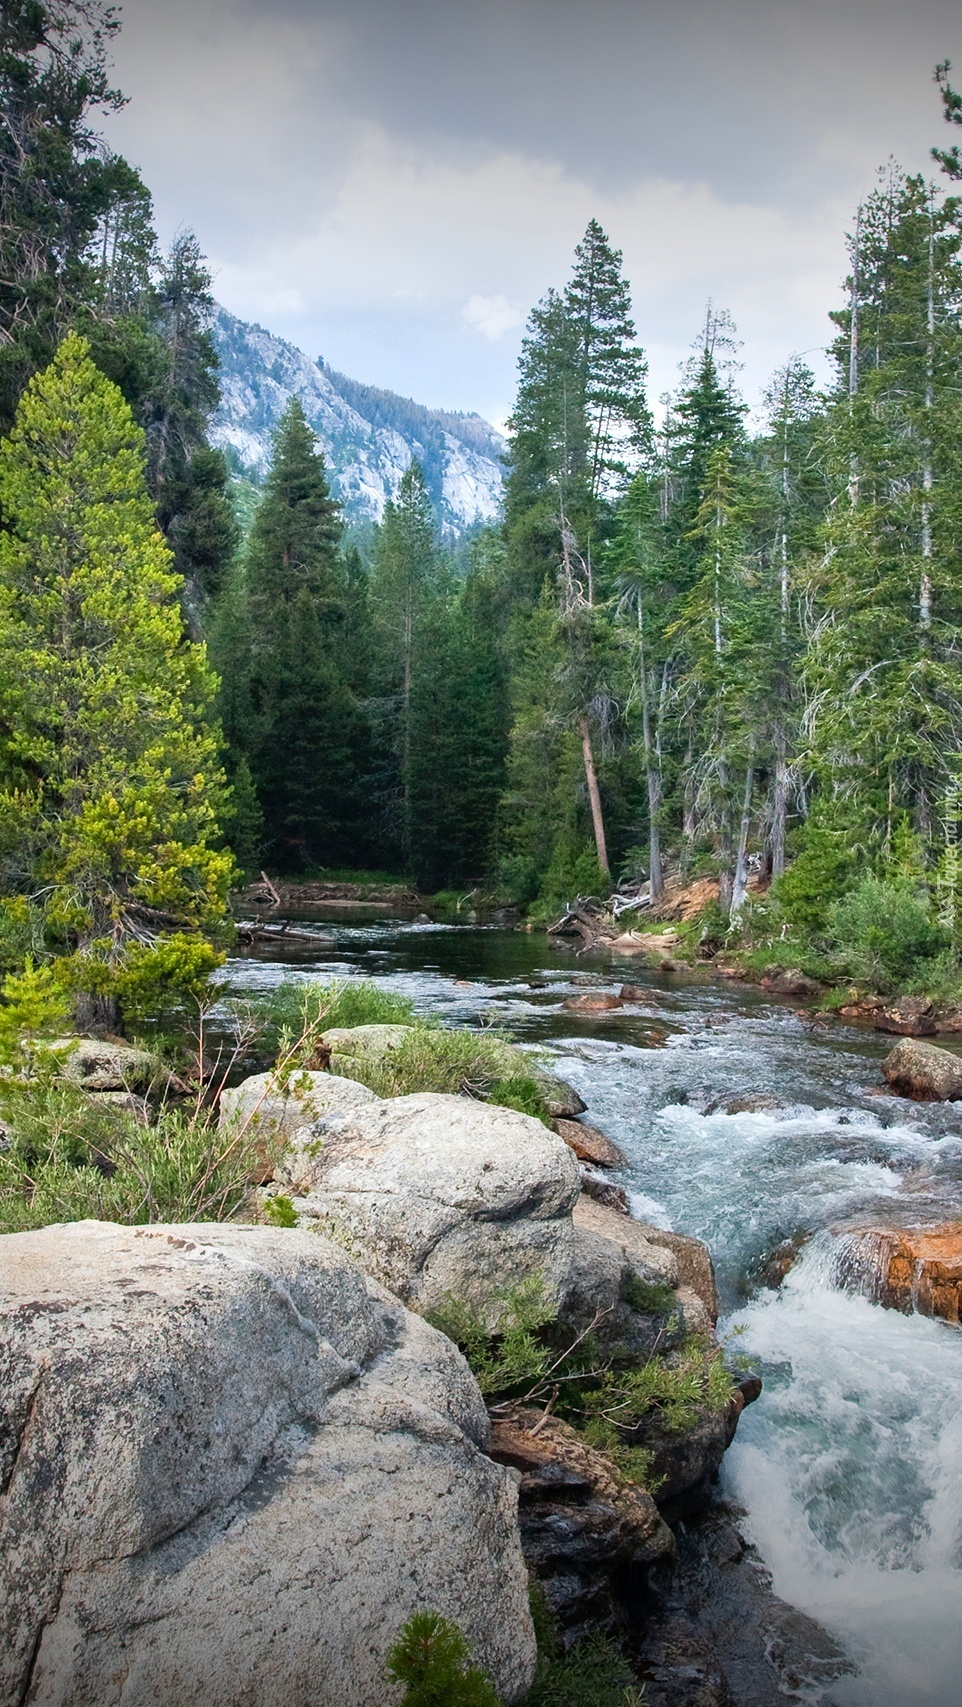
[0,0,129,426]
[369,460,439,863]
[0,334,231,1026]
[805,168,962,904]
[143,232,237,611]
[241,398,360,870]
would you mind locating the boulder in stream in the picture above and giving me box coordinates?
[278,1091,584,1326]
[0,1221,536,1707]
[840,1224,962,1323]
[874,996,937,1037]
[552,1117,627,1168]
[881,1035,962,1100]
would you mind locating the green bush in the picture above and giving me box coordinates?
[264,1193,298,1227]
[0,1071,273,1233]
[332,1025,548,1106]
[486,1075,551,1125]
[386,1610,501,1707]
[525,1635,645,1707]
[524,1590,645,1707]
[826,876,953,992]
[428,1274,555,1393]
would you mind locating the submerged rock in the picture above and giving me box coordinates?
[562,993,625,1012]
[0,1221,536,1707]
[881,1035,962,1100]
[760,968,821,999]
[841,1224,962,1324]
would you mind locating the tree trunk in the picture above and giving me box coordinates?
[636,601,663,899]
[731,765,754,915]
[771,736,789,879]
[579,716,610,877]
[74,989,121,1038]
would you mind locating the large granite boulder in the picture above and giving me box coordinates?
[278,1091,584,1327]
[320,1024,587,1118]
[219,1067,377,1144]
[881,1035,962,1100]
[0,1220,537,1707]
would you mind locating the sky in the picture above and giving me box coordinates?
[104,0,962,429]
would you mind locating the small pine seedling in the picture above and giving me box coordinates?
[385,1610,502,1707]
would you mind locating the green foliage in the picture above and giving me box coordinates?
[486,1076,551,1125]
[0,333,232,1024]
[331,1024,545,1104]
[579,1338,735,1440]
[247,978,415,1062]
[524,1635,645,1707]
[385,1611,501,1707]
[826,876,953,991]
[773,803,863,935]
[428,1275,555,1395]
[264,1193,299,1228]
[0,961,69,1064]
[620,1271,678,1316]
[0,1073,269,1234]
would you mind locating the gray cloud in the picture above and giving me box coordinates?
[105,0,962,423]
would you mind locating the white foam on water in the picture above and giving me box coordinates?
[723,1242,962,1706]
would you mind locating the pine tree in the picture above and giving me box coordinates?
[144,232,238,610]
[243,398,360,870]
[806,168,962,904]
[0,1,129,425]
[0,334,231,1027]
[369,460,439,864]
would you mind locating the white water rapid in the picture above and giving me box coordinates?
[226,916,962,1703]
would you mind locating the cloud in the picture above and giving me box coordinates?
[103,0,962,422]
[462,295,525,341]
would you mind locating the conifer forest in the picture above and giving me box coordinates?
[4,0,962,1017]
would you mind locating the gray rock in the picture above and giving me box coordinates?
[45,1035,161,1091]
[219,1067,377,1149]
[0,1220,536,1707]
[288,1091,583,1327]
[881,1035,962,1100]
[572,1195,679,1288]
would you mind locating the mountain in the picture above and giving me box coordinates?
[210,308,506,536]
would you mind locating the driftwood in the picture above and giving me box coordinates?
[234,920,335,948]
[244,870,282,908]
[547,898,605,941]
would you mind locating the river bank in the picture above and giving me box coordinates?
[221,908,962,1704]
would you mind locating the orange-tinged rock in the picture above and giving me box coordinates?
[844,1225,962,1324]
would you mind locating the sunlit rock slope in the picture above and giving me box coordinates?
[211,307,505,536]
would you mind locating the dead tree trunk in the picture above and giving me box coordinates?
[579,716,610,877]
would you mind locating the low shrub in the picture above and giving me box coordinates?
[826,876,953,992]
[486,1075,551,1125]
[428,1274,556,1395]
[0,1075,273,1233]
[244,978,416,1063]
[333,1025,547,1107]
[525,1586,645,1707]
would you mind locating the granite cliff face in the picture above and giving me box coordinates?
[211,307,505,536]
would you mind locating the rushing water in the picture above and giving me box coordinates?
[226,912,962,1706]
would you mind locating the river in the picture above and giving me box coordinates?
[225,912,962,1707]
